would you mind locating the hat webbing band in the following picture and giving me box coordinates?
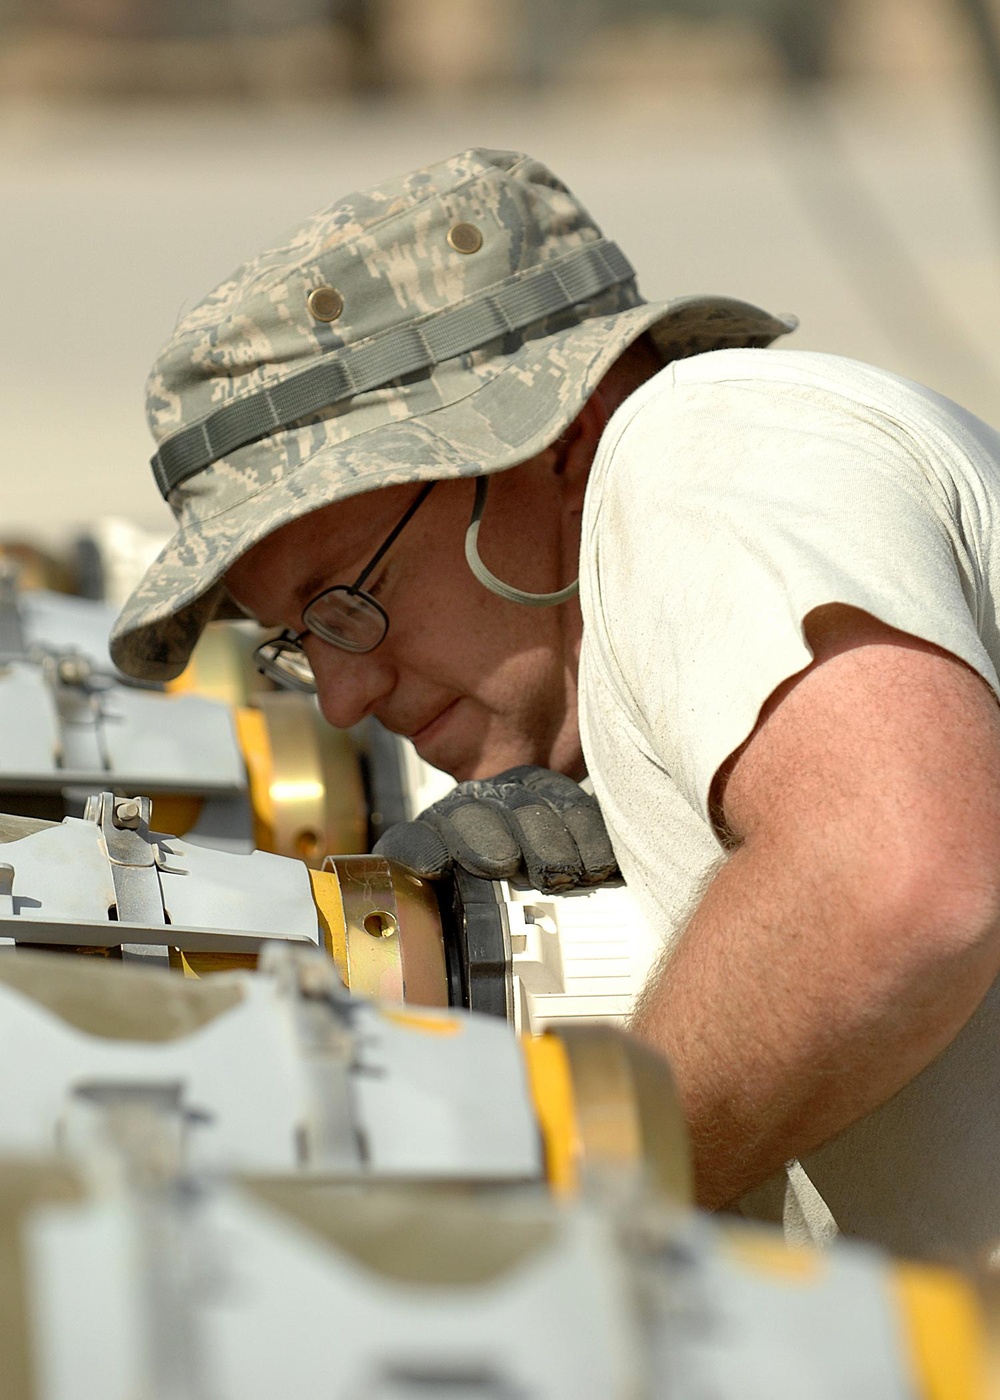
[151,238,635,499]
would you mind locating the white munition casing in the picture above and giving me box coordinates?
[0,585,246,796]
[0,953,540,1180]
[0,661,246,794]
[24,1178,919,1400]
[0,815,317,952]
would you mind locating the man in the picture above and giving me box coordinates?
[111,149,1000,1265]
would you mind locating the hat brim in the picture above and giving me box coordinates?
[111,296,795,681]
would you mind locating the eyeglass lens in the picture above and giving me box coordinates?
[257,639,316,692]
[304,587,388,653]
[253,480,436,691]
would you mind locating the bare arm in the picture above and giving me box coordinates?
[630,604,1000,1209]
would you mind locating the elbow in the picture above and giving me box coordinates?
[850,827,1000,983]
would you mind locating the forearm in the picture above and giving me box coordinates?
[629,836,1000,1210]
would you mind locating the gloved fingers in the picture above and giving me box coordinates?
[373,766,620,892]
[423,794,524,881]
[372,817,452,878]
[372,796,524,881]
[561,802,619,884]
[494,767,620,887]
[502,798,587,892]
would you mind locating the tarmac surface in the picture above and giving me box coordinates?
[4,85,1000,546]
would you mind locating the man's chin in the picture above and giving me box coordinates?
[412,743,506,784]
[411,731,539,784]
[404,703,577,782]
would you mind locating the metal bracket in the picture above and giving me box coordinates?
[259,944,363,1170]
[40,649,116,774]
[85,792,170,968]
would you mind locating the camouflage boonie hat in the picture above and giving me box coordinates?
[110,147,796,681]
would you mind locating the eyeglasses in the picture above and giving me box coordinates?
[253,482,436,693]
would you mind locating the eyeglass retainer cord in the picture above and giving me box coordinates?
[464,475,580,608]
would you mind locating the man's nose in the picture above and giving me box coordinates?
[304,635,396,730]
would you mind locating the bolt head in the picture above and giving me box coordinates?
[113,799,142,829]
[57,656,91,686]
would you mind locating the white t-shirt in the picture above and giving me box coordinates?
[578,347,1000,1265]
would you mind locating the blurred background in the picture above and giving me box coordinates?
[4,0,1000,562]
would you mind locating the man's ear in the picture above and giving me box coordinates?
[554,392,609,514]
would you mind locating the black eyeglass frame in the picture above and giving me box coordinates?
[253,481,437,692]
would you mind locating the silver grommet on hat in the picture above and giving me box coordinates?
[307,286,345,322]
[447,222,483,254]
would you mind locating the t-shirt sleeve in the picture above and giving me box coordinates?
[582,367,1000,828]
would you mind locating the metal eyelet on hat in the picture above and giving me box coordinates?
[447,222,483,254]
[307,286,345,322]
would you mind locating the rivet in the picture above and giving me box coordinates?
[307,286,345,322]
[447,222,483,255]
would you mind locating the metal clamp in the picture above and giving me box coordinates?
[85,792,170,968]
[42,650,111,774]
[259,944,363,1170]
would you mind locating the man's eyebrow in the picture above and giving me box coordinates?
[292,545,392,616]
[292,567,339,619]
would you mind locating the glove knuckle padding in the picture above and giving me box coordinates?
[494,765,584,812]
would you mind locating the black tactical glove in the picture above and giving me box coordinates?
[372,765,620,894]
